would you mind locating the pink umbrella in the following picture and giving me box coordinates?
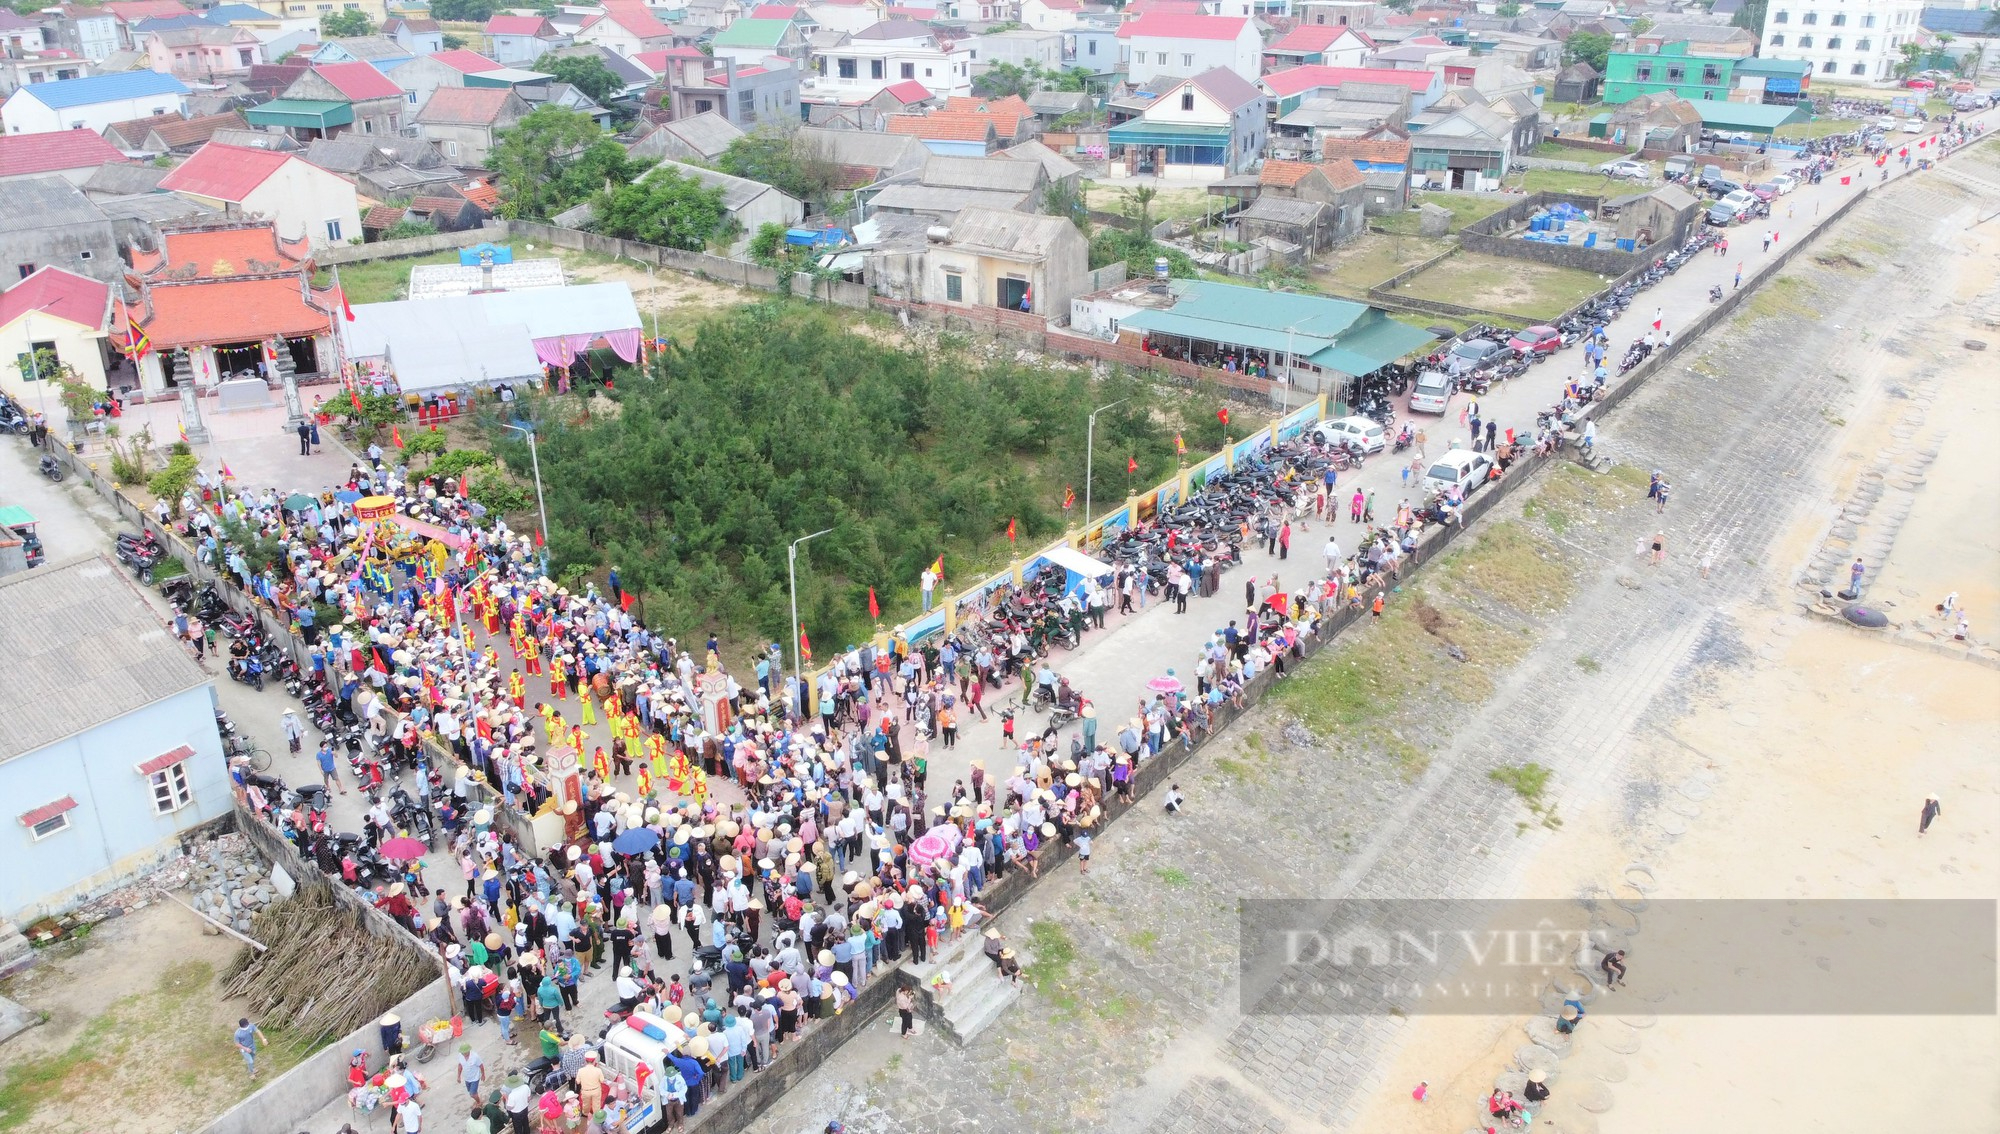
[908,824,962,867]
[1146,670,1183,694]
[379,836,429,861]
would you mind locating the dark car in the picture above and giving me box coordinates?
[1506,325,1563,356]
[1443,338,1506,375]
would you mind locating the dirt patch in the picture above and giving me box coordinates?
[0,901,307,1134]
[1396,252,1605,321]
[1812,251,1868,270]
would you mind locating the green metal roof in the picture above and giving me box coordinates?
[1308,315,1438,375]
[466,67,549,87]
[0,505,36,527]
[711,17,790,46]
[1733,57,1811,78]
[1695,101,1809,133]
[1118,308,1335,357]
[1107,121,1230,147]
[242,99,354,128]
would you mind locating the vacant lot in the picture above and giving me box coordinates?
[1394,250,1606,320]
[1082,182,1223,225]
[1311,231,1451,296]
[0,902,308,1134]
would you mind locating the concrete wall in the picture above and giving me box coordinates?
[1456,190,1651,275]
[3,216,122,285]
[2,683,232,923]
[318,223,510,265]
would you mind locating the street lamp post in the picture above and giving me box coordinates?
[788,527,835,690]
[625,256,659,371]
[1084,396,1130,524]
[501,423,550,567]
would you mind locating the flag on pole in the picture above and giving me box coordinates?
[459,471,470,498]
[1062,486,1075,510]
[264,340,280,365]
[391,425,405,449]
[1127,455,1137,474]
[371,647,388,674]
[867,587,880,620]
[1006,517,1016,542]
[218,461,235,480]
[125,319,152,362]
[1175,433,1185,455]
[799,628,813,661]
[349,389,364,414]
[930,554,944,582]
[333,266,356,322]
[533,527,545,548]
[620,591,637,612]
[1217,407,1230,426]
[177,419,189,444]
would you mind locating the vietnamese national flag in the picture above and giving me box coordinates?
[1217,407,1230,426]
[867,587,880,620]
[350,390,363,414]
[371,647,389,674]
[391,425,405,449]
[533,527,545,548]
[340,287,356,322]
[1127,455,1137,474]
[620,591,636,612]
[1006,516,1016,541]
[458,472,470,498]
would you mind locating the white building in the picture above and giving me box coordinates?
[1,69,188,135]
[1117,12,1262,85]
[812,20,972,99]
[1760,0,1923,83]
[157,142,363,249]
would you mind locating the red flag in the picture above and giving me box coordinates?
[867,587,880,620]
[458,472,469,498]
[534,528,545,547]
[1062,486,1075,510]
[620,591,636,612]
[1217,407,1230,426]
[340,287,356,322]
[371,647,388,674]
[1006,517,1017,541]
[1127,455,1137,474]
[391,425,405,449]
[349,390,363,414]
[799,628,812,661]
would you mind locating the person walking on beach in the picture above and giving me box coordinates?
[1919,794,1942,836]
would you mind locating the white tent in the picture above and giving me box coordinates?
[343,282,645,393]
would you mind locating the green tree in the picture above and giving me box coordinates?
[402,429,449,464]
[1495,2,1522,16]
[532,55,625,106]
[1627,16,1653,35]
[381,218,438,240]
[319,9,373,36]
[590,168,728,250]
[1042,181,1087,232]
[430,0,496,19]
[972,61,1038,99]
[1563,32,1613,73]
[489,106,647,219]
[1894,42,1924,79]
[715,128,842,205]
[1121,184,1158,235]
[442,32,468,49]
[1731,0,1767,34]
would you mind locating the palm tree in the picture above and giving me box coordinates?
[1121,185,1158,236]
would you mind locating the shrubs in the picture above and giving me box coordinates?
[148,452,199,510]
[429,448,496,480]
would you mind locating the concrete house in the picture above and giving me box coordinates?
[811,18,972,99]
[309,34,412,67]
[0,264,115,394]
[662,55,802,128]
[710,16,808,67]
[414,86,529,166]
[101,109,245,153]
[0,555,228,923]
[1116,12,1261,84]
[0,177,120,290]
[867,206,1088,316]
[869,152,1048,220]
[380,16,444,55]
[484,15,565,65]
[1323,133,1410,214]
[1237,157,1367,252]
[886,109,1000,155]
[2,69,187,134]
[1263,23,1373,69]
[387,50,505,119]
[1107,66,1265,179]
[158,142,362,247]
[628,111,745,162]
[1022,0,1084,31]
[573,0,675,56]
[40,5,124,64]
[0,128,125,185]
[265,61,408,139]
[638,159,804,254]
[142,24,261,80]
[304,134,464,200]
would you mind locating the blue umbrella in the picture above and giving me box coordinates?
[612,828,660,856]
[333,489,363,504]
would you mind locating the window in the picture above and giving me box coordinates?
[1773,9,1788,21]
[870,59,883,79]
[944,272,962,301]
[1634,63,1652,81]
[1088,39,1096,55]
[16,263,35,279]
[443,139,458,156]
[1862,13,1875,27]
[1181,52,1193,66]
[1827,36,1841,49]
[1666,64,1685,82]
[326,219,343,241]
[1770,33,1786,45]
[924,67,933,76]
[1798,35,1812,47]
[77,250,92,260]
[739,88,755,123]
[1801,11,1815,23]
[30,811,71,840]
[1856,37,1870,50]
[1702,64,1721,84]
[837,57,856,78]
[1851,62,1867,74]
[900,61,914,78]
[1180,90,1194,110]
[408,90,418,103]
[1830,12,1845,25]
[1822,60,1836,72]
[150,762,191,814]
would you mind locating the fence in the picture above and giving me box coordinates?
[317,223,512,266]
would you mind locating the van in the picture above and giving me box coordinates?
[1663,154,1695,179]
[1421,449,1494,497]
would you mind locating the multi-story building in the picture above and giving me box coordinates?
[811,19,972,100]
[1118,13,1262,84]
[1761,0,1923,83]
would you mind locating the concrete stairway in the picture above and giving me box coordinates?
[910,927,1029,1047]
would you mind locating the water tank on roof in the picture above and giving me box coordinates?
[1154,256,1170,281]
[926,226,952,242]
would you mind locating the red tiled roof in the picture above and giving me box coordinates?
[138,278,332,346]
[145,110,246,148]
[102,0,189,21]
[410,193,471,215]
[830,162,880,189]
[157,141,292,202]
[0,128,124,175]
[429,48,504,73]
[363,204,406,229]
[886,111,995,143]
[881,79,932,104]
[134,224,310,278]
[1116,12,1243,39]
[1259,159,1316,187]
[417,86,518,125]
[749,3,802,16]
[943,93,1030,118]
[1035,0,1083,9]
[1323,136,1412,164]
[19,796,78,829]
[1122,0,1201,15]
[1321,156,1365,189]
[633,46,705,72]
[485,14,551,34]
[709,65,767,84]
[135,744,195,776]
[0,266,110,331]
[458,180,500,211]
[312,60,402,102]
[601,0,671,39]
[1268,24,1350,53]
[1263,64,1436,98]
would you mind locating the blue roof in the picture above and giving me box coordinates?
[205,3,283,20]
[1921,7,1994,33]
[135,14,212,30]
[18,71,189,110]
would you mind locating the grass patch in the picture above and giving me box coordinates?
[1154,866,1192,887]
[1775,116,1866,140]
[1505,169,1621,197]
[1490,762,1563,831]
[1022,921,1077,991]
[1312,232,1451,295]
[1374,191,1513,235]
[1742,275,1819,323]
[1128,929,1159,952]
[313,249,464,304]
[1082,183,1224,225]
[0,960,312,1132]
[1575,655,1601,673]
[1397,252,1606,321]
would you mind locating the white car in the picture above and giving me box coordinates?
[1766,173,1797,195]
[1408,371,1454,415]
[1902,118,1923,134]
[1598,159,1649,180]
[1876,115,1898,131]
[1421,449,1494,497]
[1313,415,1388,453]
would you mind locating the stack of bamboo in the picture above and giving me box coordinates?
[222,882,437,1044]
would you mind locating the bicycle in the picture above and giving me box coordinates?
[227,735,272,771]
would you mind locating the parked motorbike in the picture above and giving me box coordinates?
[38,453,63,481]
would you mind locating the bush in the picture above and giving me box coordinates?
[470,469,532,514]
[402,430,448,462]
[430,448,497,480]
[148,453,199,509]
